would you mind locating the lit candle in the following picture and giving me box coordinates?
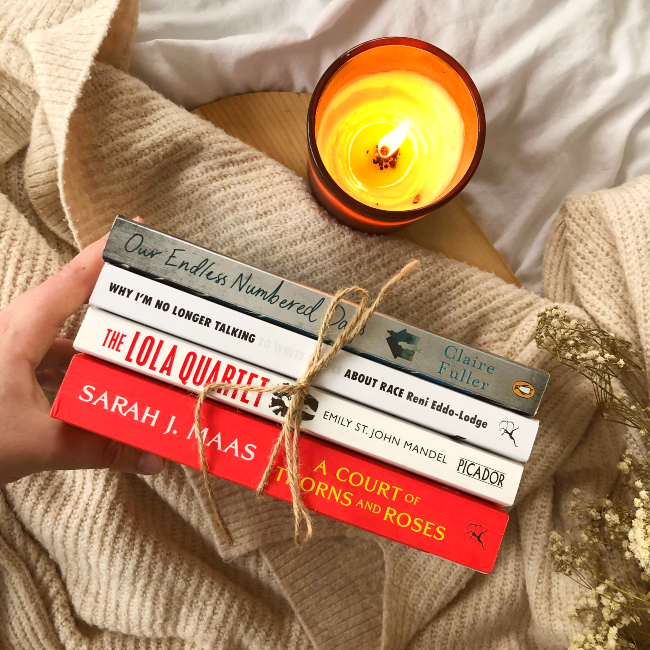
[308,38,485,233]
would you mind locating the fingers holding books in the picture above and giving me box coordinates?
[0,218,163,485]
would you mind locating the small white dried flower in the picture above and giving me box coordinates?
[536,311,650,638]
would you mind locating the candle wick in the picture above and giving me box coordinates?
[373,145,398,170]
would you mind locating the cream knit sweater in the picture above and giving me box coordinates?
[1,1,647,648]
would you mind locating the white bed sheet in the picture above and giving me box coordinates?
[131,0,650,294]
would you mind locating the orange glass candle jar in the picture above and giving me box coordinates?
[307,38,485,234]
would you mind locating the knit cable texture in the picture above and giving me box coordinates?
[1,1,648,648]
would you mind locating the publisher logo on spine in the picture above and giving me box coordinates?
[386,328,421,362]
[499,420,519,447]
[457,458,504,488]
[512,380,535,399]
[467,523,487,550]
[269,385,319,421]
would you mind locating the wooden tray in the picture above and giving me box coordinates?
[194,92,518,286]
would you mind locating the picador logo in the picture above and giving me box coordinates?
[457,458,505,487]
[499,420,519,447]
[269,384,319,421]
[512,380,535,399]
[467,523,487,550]
[386,328,421,362]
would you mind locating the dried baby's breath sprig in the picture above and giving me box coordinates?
[536,306,649,433]
[537,306,650,649]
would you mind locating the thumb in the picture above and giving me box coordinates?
[35,415,165,476]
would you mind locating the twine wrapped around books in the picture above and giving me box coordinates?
[193,260,419,546]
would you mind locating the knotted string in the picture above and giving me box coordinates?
[193,260,419,546]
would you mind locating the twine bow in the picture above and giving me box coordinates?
[193,259,419,546]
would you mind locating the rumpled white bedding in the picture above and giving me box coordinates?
[131,0,650,294]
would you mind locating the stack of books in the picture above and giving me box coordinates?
[52,216,549,573]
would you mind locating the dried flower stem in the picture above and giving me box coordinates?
[537,306,650,650]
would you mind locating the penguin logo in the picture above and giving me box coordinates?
[512,381,535,399]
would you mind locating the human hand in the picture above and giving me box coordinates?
[0,228,165,485]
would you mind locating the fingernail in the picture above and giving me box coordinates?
[137,452,164,475]
[133,216,144,223]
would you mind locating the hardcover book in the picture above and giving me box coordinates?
[51,353,510,573]
[91,263,539,462]
[74,307,524,506]
[103,216,549,416]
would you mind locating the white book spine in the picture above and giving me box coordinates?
[75,308,523,506]
[91,264,539,462]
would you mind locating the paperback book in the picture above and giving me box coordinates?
[103,216,548,416]
[74,307,524,506]
[52,353,510,573]
[91,263,539,462]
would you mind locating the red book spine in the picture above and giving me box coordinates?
[52,354,509,572]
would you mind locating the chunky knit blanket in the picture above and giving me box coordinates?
[2,1,648,648]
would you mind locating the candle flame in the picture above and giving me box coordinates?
[377,120,410,158]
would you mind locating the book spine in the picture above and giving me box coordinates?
[91,264,538,462]
[103,216,548,416]
[52,353,509,572]
[74,307,523,506]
